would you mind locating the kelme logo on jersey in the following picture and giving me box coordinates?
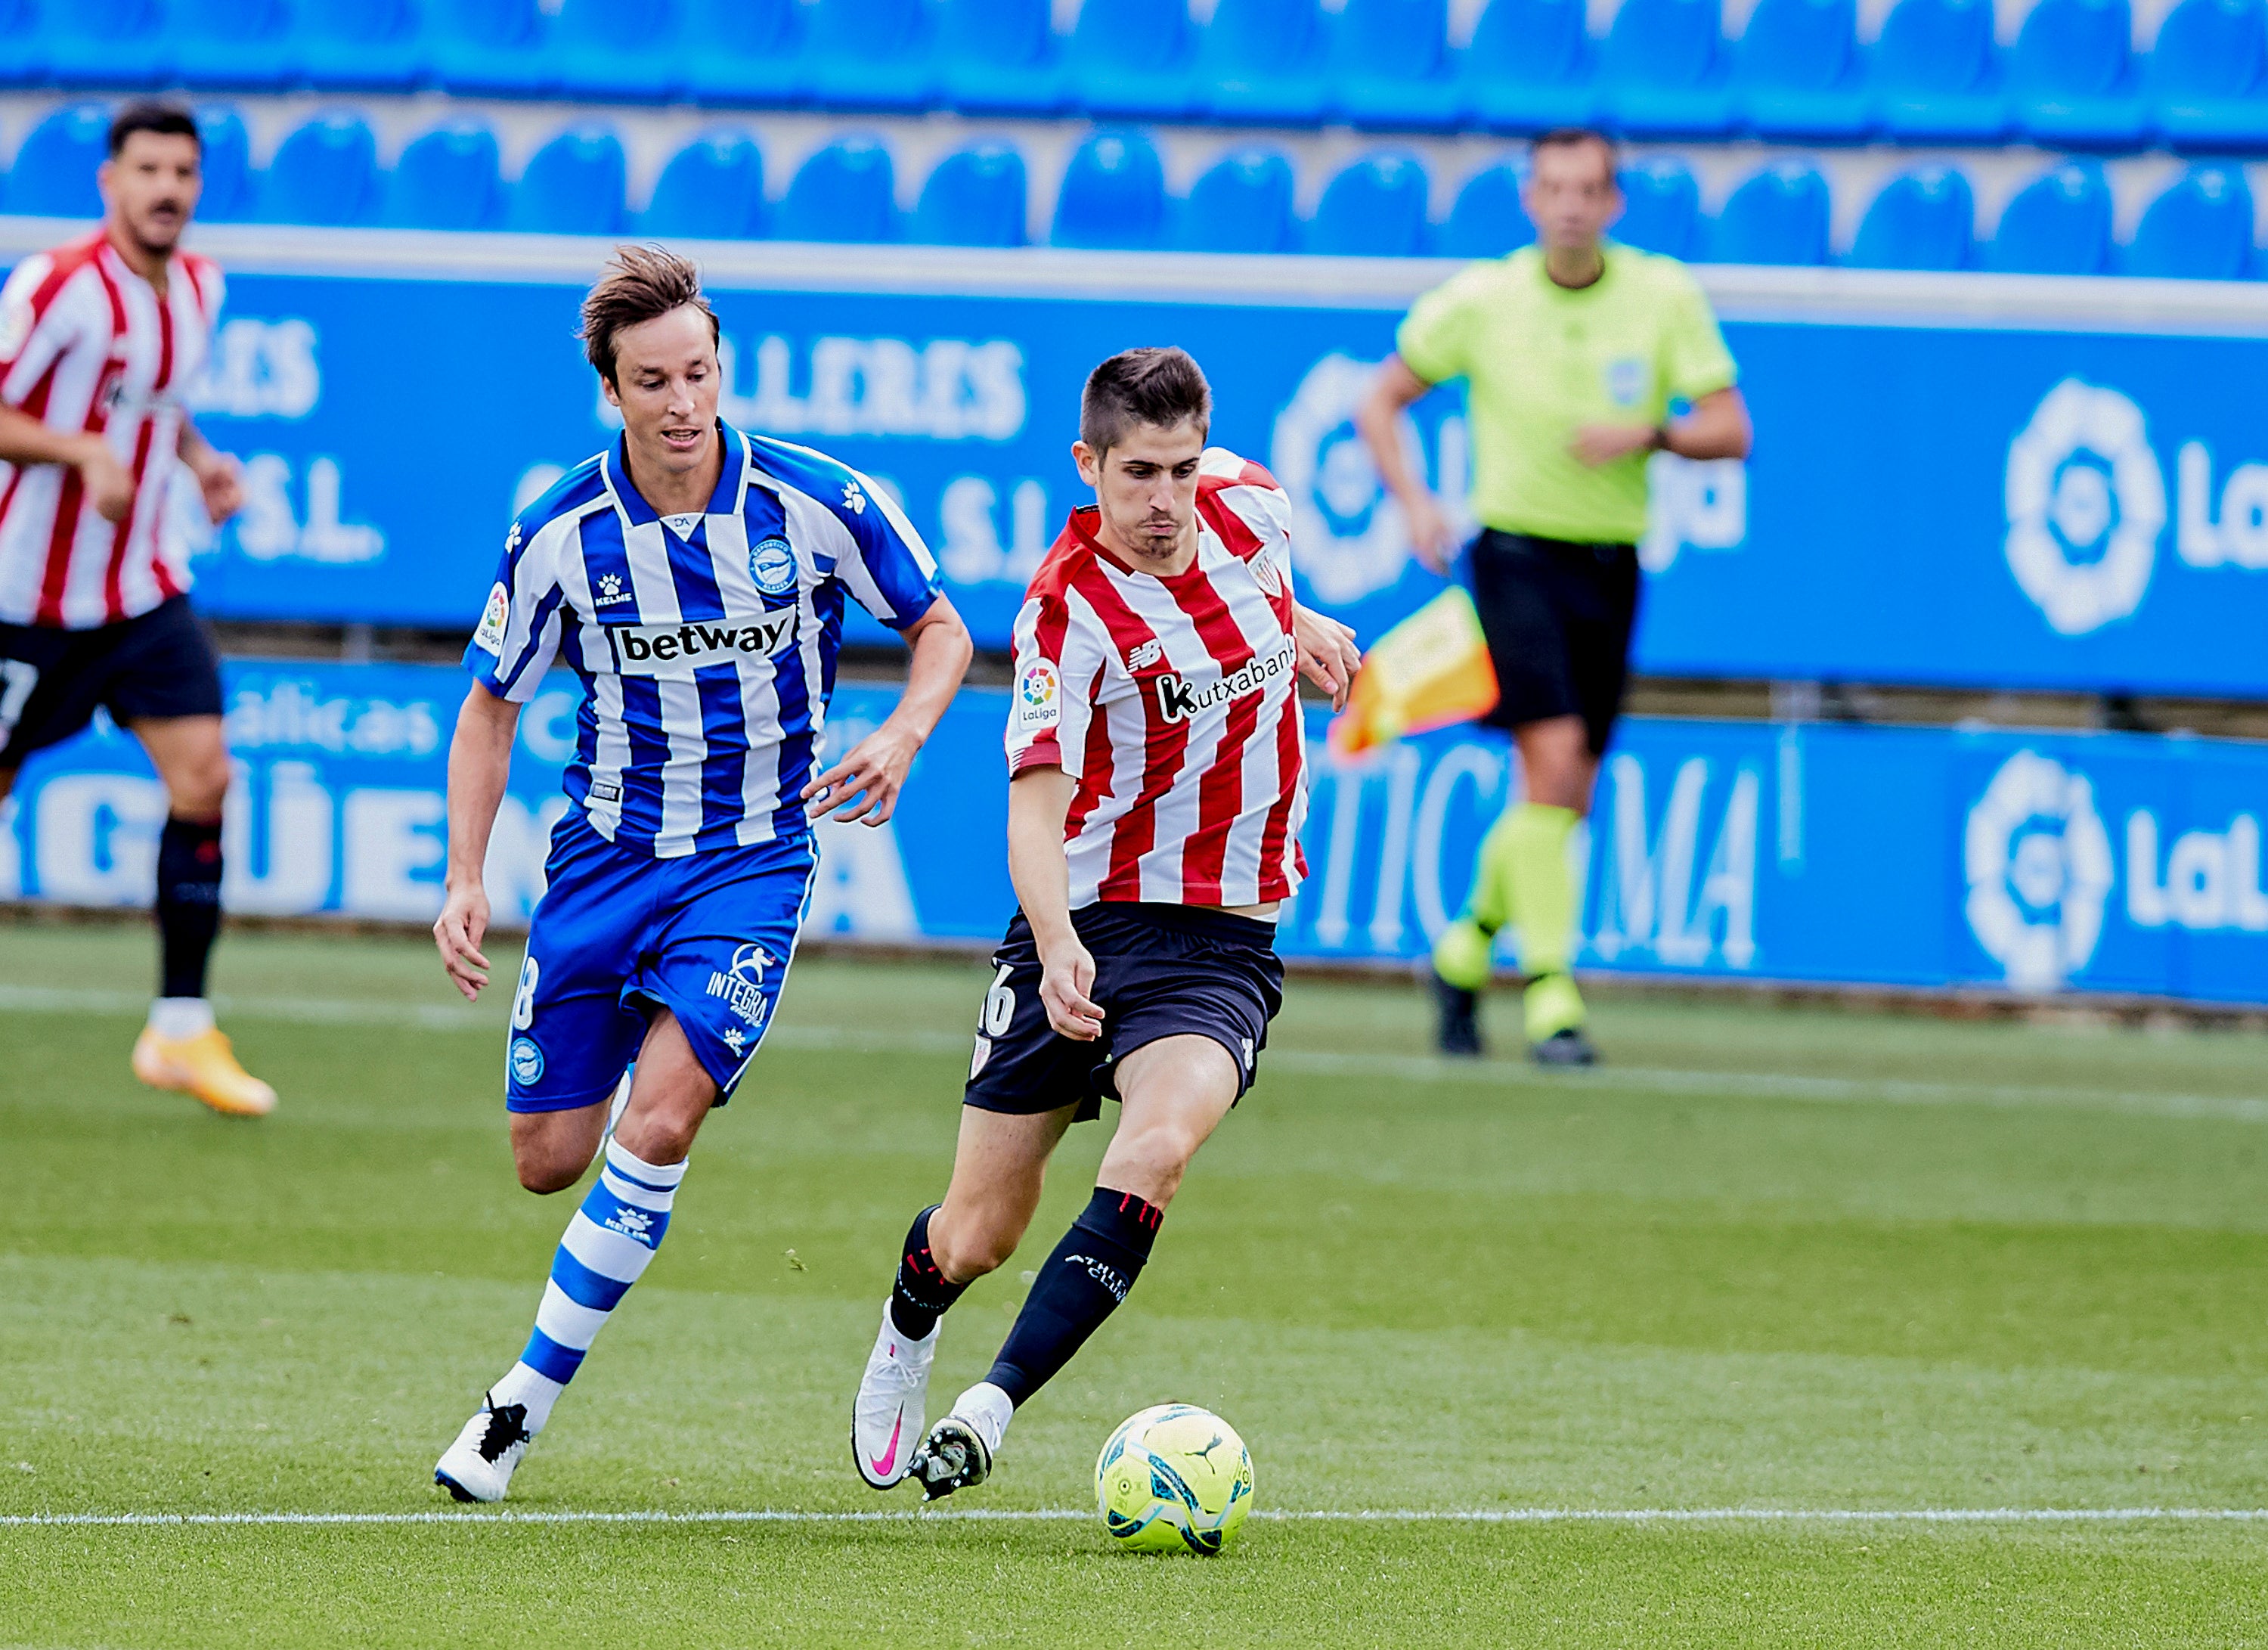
[472,582,510,655]
[1153,639,1294,724]
[748,535,798,597]
[607,611,799,677]
[508,1036,544,1085]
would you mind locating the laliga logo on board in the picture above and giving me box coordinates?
[1963,751,2115,991]
[2003,380,2166,637]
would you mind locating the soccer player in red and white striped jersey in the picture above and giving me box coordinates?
[0,102,271,1117]
[853,348,1363,1500]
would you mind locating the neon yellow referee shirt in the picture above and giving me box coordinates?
[1396,243,1737,546]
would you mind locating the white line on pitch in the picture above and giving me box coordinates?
[5,1507,2266,1529]
[5,982,2263,1125]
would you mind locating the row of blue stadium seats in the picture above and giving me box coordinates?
[6,0,2268,152]
[4,102,2259,278]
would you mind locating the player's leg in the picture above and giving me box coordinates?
[109,599,274,1113]
[1503,714,1595,1059]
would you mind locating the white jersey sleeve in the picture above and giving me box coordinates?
[464,510,569,702]
[1005,582,1111,779]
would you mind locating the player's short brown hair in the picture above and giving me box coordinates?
[1080,347,1212,454]
[108,101,200,159]
[1530,126,1620,184]
[580,245,720,385]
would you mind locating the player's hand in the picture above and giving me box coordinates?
[1037,938,1104,1041]
[1569,423,1660,468]
[434,882,493,1002]
[1291,604,1362,712]
[802,721,920,827]
[1402,490,1458,575]
[192,451,245,525]
[76,441,135,525]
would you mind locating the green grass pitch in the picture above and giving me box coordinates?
[4,918,2267,1647]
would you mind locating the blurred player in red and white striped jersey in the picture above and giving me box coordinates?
[853,347,1363,1501]
[0,102,271,1117]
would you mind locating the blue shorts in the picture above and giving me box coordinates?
[503,811,820,1114]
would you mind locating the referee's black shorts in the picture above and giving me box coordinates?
[1468,529,1641,758]
[0,594,225,769]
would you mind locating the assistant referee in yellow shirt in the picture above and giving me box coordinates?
[1357,127,1752,1066]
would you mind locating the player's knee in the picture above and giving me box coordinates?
[932,1208,1022,1282]
[515,1153,585,1196]
[168,756,231,819]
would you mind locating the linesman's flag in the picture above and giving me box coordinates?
[1327,587,1500,757]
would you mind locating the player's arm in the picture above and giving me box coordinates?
[1291,605,1362,712]
[176,419,244,525]
[1006,764,1104,1041]
[1355,354,1458,575]
[0,403,134,523]
[433,681,521,1001]
[801,594,974,827]
[1569,386,1753,467]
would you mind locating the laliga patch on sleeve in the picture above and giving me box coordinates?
[472,582,510,655]
[1016,659,1060,730]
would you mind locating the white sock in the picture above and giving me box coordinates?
[954,1381,1015,1456]
[148,997,215,1041]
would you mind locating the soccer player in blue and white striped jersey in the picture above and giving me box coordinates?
[427,248,971,1503]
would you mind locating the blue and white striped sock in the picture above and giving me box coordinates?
[488,1137,686,1434]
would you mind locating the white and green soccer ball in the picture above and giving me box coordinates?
[1094,1403,1253,1554]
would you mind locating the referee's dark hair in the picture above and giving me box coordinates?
[107,101,200,158]
[1080,347,1213,454]
[580,244,721,386]
[1530,126,1620,177]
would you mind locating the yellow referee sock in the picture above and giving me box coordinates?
[1498,802,1585,1042]
[1430,805,1521,991]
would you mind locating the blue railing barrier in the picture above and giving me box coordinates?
[6,661,2266,1008]
[5,225,2267,698]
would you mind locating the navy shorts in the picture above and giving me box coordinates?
[965,902,1285,1123]
[503,810,820,1114]
[0,595,225,768]
[1469,529,1641,758]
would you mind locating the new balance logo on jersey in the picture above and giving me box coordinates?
[1126,637,1164,670]
[608,611,799,677]
[1153,638,1296,724]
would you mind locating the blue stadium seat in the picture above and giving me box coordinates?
[776,137,898,242]
[552,0,687,103]
[909,144,1027,246]
[1984,160,2112,272]
[1199,0,1330,126]
[260,113,380,227]
[1597,0,1738,137]
[0,0,44,88]
[193,104,255,222]
[171,0,300,90]
[1306,152,1431,255]
[1847,164,1974,268]
[1613,157,1702,256]
[2007,0,2146,147]
[2123,163,2257,277]
[806,0,937,113]
[507,126,626,235]
[1461,0,1599,132]
[1734,0,1870,139]
[296,0,426,91]
[432,0,556,98]
[383,121,503,229]
[640,130,764,238]
[45,0,169,87]
[1437,162,1537,258]
[682,0,807,106]
[1870,0,2009,141]
[1177,147,1297,252]
[1707,160,1830,262]
[939,0,1067,116]
[1051,129,1167,249]
[1065,0,1198,121]
[6,104,108,219]
[2146,0,2268,151]
[1327,0,1464,130]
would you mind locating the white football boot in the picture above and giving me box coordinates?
[852,1304,937,1489]
[434,1393,533,1503]
[909,1381,1013,1503]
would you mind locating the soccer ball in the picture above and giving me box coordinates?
[1094,1403,1253,1554]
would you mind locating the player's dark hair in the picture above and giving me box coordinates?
[1080,347,1212,454]
[1530,126,1619,181]
[107,101,200,160]
[580,245,720,385]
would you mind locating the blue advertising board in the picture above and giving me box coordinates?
[8,660,2266,1008]
[5,228,2260,698]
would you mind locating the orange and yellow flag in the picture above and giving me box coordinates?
[1328,587,1500,758]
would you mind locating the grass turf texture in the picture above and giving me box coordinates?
[3,921,2266,1646]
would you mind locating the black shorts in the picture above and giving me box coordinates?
[965,902,1286,1123]
[0,596,224,768]
[1469,529,1641,758]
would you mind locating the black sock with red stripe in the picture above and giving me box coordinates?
[888,1205,968,1341]
[155,815,224,1000]
[985,1186,1163,1407]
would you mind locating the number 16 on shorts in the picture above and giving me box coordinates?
[971,962,1015,1080]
